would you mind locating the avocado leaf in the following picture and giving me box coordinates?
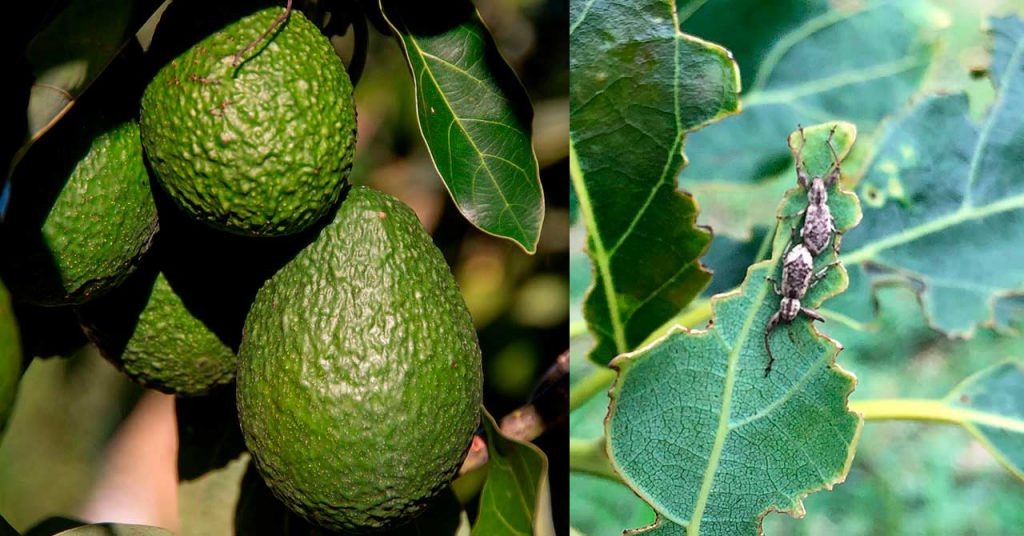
[177,454,250,536]
[379,0,545,254]
[570,0,741,366]
[605,124,862,535]
[679,0,943,240]
[10,0,163,174]
[920,360,1024,480]
[51,525,172,536]
[472,408,551,536]
[839,16,1024,336]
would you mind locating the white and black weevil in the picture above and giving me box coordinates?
[763,234,835,377]
[792,125,843,257]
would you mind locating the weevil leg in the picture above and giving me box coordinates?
[801,307,826,323]
[811,261,841,285]
[764,311,782,377]
[824,126,842,187]
[831,231,844,257]
[765,275,782,296]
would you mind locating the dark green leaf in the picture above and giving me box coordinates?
[606,124,862,535]
[570,0,741,365]
[679,0,943,239]
[379,0,544,253]
[14,0,162,170]
[472,408,550,536]
[839,15,1024,336]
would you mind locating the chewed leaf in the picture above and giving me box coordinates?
[681,0,943,239]
[606,124,862,535]
[570,0,740,365]
[840,16,1024,336]
[946,360,1024,480]
[380,1,544,253]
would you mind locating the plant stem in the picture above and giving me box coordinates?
[851,399,1024,432]
[569,437,621,482]
[570,320,587,339]
[569,367,616,413]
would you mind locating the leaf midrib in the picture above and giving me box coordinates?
[743,53,925,107]
[842,192,1024,264]
[963,18,1024,206]
[688,265,776,535]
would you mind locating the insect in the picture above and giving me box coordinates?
[763,235,834,377]
[792,125,843,257]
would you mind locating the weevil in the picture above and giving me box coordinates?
[792,125,843,257]
[763,235,835,376]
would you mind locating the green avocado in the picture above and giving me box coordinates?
[78,269,237,396]
[236,187,482,532]
[0,108,157,306]
[0,280,22,434]
[140,6,356,237]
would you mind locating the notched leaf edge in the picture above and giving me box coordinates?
[603,122,865,535]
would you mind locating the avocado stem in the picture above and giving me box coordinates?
[232,0,293,67]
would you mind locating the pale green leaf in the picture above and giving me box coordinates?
[940,360,1024,480]
[679,0,944,239]
[839,15,1024,336]
[606,124,862,535]
[570,0,741,365]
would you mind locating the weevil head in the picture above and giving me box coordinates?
[808,177,828,205]
[780,297,801,322]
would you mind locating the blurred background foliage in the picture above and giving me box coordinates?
[0,0,568,532]
[570,0,1024,534]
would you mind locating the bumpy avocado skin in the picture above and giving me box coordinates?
[0,280,22,433]
[78,271,236,396]
[1,118,157,306]
[237,187,483,532]
[140,7,356,237]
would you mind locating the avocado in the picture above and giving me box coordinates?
[140,5,357,237]
[236,187,482,532]
[77,193,319,396]
[0,280,21,434]
[77,268,237,396]
[0,104,157,306]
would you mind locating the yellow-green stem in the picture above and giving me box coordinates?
[852,399,1024,432]
[569,437,621,482]
[570,367,616,413]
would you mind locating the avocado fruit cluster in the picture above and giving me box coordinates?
[1,3,481,531]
